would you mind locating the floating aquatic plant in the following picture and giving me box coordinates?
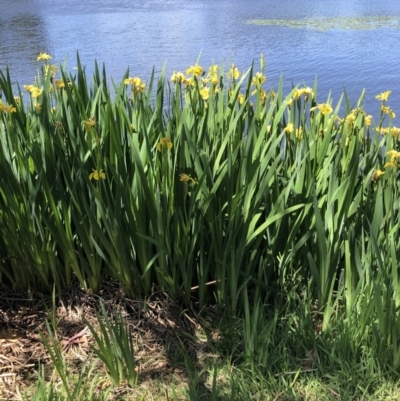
[247,16,400,32]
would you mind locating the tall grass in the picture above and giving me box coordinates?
[1,54,400,368]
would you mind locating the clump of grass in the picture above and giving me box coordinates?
[1,52,400,380]
[85,301,138,388]
[7,282,400,401]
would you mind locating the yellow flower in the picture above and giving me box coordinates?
[293,87,314,100]
[183,77,195,89]
[200,87,210,100]
[296,127,303,140]
[251,72,266,86]
[293,89,302,99]
[319,104,333,115]
[210,74,218,86]
[345,113,356,125]
[37,52,52,61]
[156,137,173,151]
[286,98,293,108]
[310,103,333,116]
[124,77,146,94]
[35,103,42,112]
[0,102,16,113]
[381,105,395,118]
[384,150,400,168]
[23,84,33,92]
[186,64,203,77]
[303,87,313,98]
[237,93,245,105]
[24,85,43,98]
[55,79,65,89]
[260,89,268,104]
[45,64,59,77]
[14,96,20,104]
[227,64,240,80]
[351,107,365,118]
[381,127,400,139]
[391,127,400,138]
[284,123,294,133]
[371,169,385,181]
[387,150,400,158]
[84,119,95,130]
[251,87,269,104]
[364,115,372,126]
[375,91,391,102]
[207,66,219,86]
[171,71,186,83]
[179,173,196,184]
[209,65,218,74]
[89,169,106,181]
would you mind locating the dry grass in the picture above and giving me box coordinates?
[2,282,400,401]
[0,282,223,401]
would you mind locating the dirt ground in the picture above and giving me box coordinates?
[0,281,221,400]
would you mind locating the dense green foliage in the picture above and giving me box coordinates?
[1,54,400,373]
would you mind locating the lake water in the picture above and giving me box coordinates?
[1,0,400,119]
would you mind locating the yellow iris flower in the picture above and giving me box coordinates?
[37,52,52,61]
[389,127,400,138]
[89,169,106,181]
[84,120,95,130]
[310,103,333,116]
[45,64,59,77]
[345,114,356,126]
[171,71,186,83]
[186,64,203,77]
[0,102,16,113]
[55,79,65,89]
[371,169,385,182]
[237,93,245,105]
[296,127,303,140]
[179,173,197,184]
[124,77,146,94]
[207,66,219,86]
[375,91,391,102]
[381,105,395,118]
[284,123,294,133]
[200,87,210,100]
[24,85,43,98]
[251,72,266,86]
[156,137,173,152]
[384,150,400,168]
[293,87,314,100]
[378,127,400,138]
[227,64,240,80]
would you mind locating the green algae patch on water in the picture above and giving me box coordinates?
[247,16,400,32]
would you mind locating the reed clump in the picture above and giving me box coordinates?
[1,53,400,371]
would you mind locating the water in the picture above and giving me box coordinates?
[1,0,400,119]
